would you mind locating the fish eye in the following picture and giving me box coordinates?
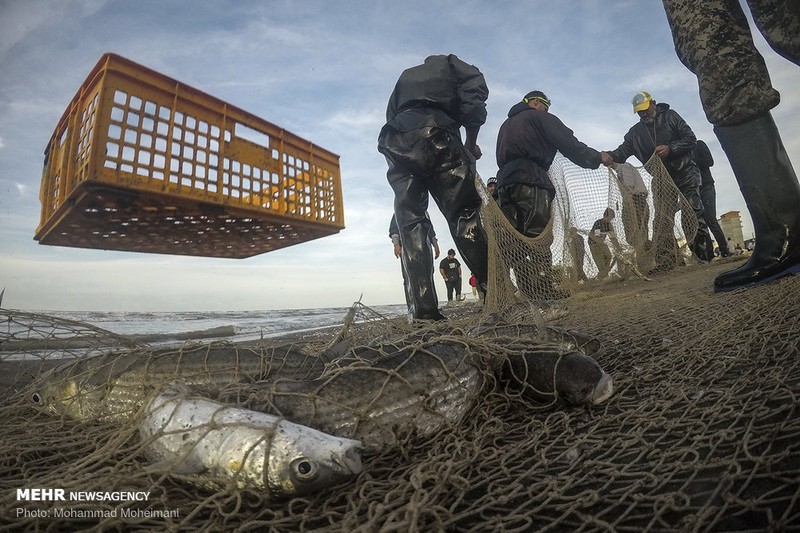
[292,458,318,480]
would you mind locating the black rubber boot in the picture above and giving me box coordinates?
[689,230,714,263]
[713,112,800,292]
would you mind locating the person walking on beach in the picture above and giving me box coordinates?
[378,54,489,320]
[611,161,650,252]
[440,249,464,302]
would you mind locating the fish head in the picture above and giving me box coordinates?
[267,419,362,498]
[556,352,614,406]
[31,373,105,420]
[30,353,137,420]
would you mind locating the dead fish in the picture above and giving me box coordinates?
[470,323,605,357]
[141,387,362,496]
[470,324,612,404]
[499,344,613,406]
[32,341,327,421]
[210,340,485,451]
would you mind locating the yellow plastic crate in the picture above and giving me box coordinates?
[34,53,344,258]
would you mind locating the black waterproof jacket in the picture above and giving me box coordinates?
[380,54,488,135]
[693,139,715,187]
[495,102,602,192]
[608,103,698,183]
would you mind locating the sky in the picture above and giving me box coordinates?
[1,0,799,312]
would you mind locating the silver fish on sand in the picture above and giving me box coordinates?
[141,387,362,497]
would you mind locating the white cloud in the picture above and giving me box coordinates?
[0,0,109,57]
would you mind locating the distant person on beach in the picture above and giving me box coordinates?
[661,0,800,291]
[469,273,479,300]
[378,54,489,320]
[440,249,464,302]
[390,213,439,312]
[486,177,498,199]
[568,227,589,282]
[588,208,620,280]
[693,139,731,258]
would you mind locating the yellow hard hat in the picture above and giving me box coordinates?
[632,91,653,113]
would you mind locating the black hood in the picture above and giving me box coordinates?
[507,101,530,118]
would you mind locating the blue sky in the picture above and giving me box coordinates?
[1,0,798,312]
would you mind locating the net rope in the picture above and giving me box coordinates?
[481,152,698,310]
[1,158,798,532]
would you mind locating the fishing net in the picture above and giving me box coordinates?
[481,153,699,310]
[0,309,144,400]
[2,158,798,531]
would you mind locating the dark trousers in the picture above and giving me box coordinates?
[663,0,797,127]
[379,125,488,318]
[651,169,712,266]
[674,171,713,261]
[445,277,462,301]
[496,182,553,238]
[701,183,729,254]
[496,182,557,297]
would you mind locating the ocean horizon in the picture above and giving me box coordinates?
[35,304,412,345]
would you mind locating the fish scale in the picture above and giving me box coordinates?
[140,388,363,497]
[214,340,486,451]
[33,342,327,421]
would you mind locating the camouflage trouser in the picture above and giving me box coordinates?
[663,0,800,125]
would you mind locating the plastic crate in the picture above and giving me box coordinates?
[34,53,344,258]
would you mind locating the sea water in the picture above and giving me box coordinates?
[44,304,409,344]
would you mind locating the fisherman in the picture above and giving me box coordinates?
[601,92,714,267]
[378,54,489,320]
[494,90,603,298]
[661,0,800,291]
